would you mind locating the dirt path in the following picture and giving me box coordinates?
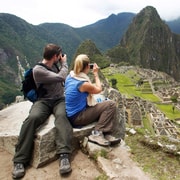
[0,144,154,180]
[0,148,101,180]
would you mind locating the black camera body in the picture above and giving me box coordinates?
[89,63,94,69]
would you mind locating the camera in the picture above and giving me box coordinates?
[58,54,65,61]
[89,63,94,69]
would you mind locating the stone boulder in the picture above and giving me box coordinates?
[0,89,125,168]
[0,101,95,168]
[85,140,152,180]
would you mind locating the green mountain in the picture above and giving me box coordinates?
[0,6,180,108]
[166,18,180,34]
[74,13,135,51]
[0,12,134,107]
[107,6,180,81]
[0,13,57,107]
[70,39,110,69]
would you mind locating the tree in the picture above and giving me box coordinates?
[110,78,118,89]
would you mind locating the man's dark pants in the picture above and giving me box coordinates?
[13,98,72,165]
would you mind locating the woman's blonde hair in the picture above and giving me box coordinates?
[74,54,90,74]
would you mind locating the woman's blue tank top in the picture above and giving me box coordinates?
[65,75,88,117]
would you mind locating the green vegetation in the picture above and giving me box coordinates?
[156,104,180,120]
[95,174,108,180]
[102,68,160,101]
[0,80,20,109]
[126,133,180,180]
[93,149,108,161]
[71,39,110,69]
[142,117,155,135]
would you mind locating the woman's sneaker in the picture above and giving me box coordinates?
[104,134,121,145]
[88,130,110,146]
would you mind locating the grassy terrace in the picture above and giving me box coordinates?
[102,67,180,120]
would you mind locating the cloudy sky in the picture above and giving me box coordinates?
[1,0,180,27]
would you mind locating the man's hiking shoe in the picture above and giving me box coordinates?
[104,134,121,145]
[88,130,110,146]
[59,154,72,175]
[12,163,25,179]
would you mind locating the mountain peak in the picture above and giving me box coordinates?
[117,6,180,80]
[140,6,159,14]
[132,6,162,28]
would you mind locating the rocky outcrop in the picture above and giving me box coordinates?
[0,101,96,168]
[0,88,126,168]
[81,139,152,179]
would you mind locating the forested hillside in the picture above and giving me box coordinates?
[0,6,180,108]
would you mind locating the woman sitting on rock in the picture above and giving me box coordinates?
[65,54,120,146]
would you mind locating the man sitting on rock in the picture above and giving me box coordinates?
[12,43,73,179]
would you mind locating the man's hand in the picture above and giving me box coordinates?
[59,54,67,63]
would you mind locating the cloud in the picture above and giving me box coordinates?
[0,0,180,27]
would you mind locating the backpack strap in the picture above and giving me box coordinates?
[37,62,60,72]
[35,62,64,91]
[54,63,60,72]
[37,63,53,71]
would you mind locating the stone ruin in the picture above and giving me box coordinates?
[149,112,179,138]
[109,66,180,139]
[130,101,142,126]
[125,95,180,139]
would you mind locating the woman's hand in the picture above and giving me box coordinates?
[92,63,99,74]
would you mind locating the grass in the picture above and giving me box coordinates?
[156,104,180,120]
[93,149,108,160]
[142,117,155,135]
[102,67,180,121]
[125,132,180,180]
[103,69,160,101]
[95,174,108,180]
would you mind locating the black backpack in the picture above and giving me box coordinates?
[21,63,59,102]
